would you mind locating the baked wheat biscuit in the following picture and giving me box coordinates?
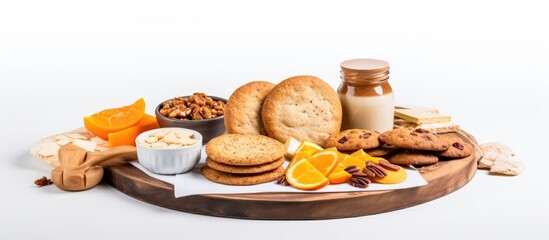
[261,75,342,146]
[437,134,473,158]
[201,166,285,186]
[206,157,284,174]
[323,129,380,151]
[379,128,449,151]
[388,151,439,165]
[206,134,285,166]
[224,81,275,135]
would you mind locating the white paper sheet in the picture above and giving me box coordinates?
[129,148,428,197]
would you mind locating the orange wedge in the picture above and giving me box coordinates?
[328,154,367,184]
[306,149,340,176]
[107,114,159,147]
[350,149,381,164]
[84,98,146,139]
[288,140,323,168]
[286,158,329,190]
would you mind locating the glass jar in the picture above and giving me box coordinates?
[338,58,394,133]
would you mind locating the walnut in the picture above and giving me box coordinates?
[159,93,225,120]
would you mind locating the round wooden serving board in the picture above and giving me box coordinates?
[105,131,481,220]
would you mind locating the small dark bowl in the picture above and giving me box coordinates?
[155,96,227,144]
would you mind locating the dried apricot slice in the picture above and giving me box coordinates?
[107,114,159,147]
[373,167,407,184]
[84,98,146,139]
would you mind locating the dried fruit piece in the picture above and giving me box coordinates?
[34,176,53,186]
[84,98,146,139]
[107,114,159,147]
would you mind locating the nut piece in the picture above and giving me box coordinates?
[364,161,388,178]
[138,129,198,149]
[379,159,401,171]
[159,93,226,120]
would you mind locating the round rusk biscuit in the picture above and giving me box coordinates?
[261,75,342,146]
[201,166,285,186]
[206,157,285,174]
[388,151,439,166]
[224,81,276,135]
[379,128,449,151]
[206,134,285,166]
[437,134,473,158]
[323,129,380,151]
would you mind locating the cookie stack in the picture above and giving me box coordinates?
[379,128,473,166]
[202,134,285,185]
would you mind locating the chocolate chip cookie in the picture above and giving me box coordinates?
[379,128,449,151]
[323,129,380,151]
[388,151,439,165]
[365,144,400,157]
[437,134,473,158]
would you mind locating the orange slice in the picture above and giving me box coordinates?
[350,149,381,164]
[306,149,340,176]
[288,140,323,168]
[285,158,329,190]
[84,98,146,139]
[107,114,159,147]
[328,154,367,184]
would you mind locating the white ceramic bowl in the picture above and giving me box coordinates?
[135,127,202,175]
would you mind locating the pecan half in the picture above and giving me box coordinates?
[344,165,360,174]
[364,161,388,178]
[379,159,401,171]
[276,175,290,186]
[349,172,371,189]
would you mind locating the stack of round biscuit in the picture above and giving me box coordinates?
[202,134,286,185]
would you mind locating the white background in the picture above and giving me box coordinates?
[1,0,548,239]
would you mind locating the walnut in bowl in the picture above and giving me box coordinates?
[155,93,227,143]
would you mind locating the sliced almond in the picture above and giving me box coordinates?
[175,130,194,139]
[65,132,88,140]
[144,137,158,144]
[163,132,178,144]
[73,139,97,152]
[38,142,61,157]
[151,141,168,148]
[55,139,71,146]
[89,136,107,144]
[152,131,167,140]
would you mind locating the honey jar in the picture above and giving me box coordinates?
[338,58,394,133]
